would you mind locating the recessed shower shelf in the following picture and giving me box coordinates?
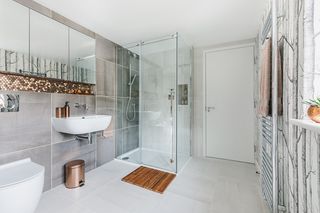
[290,119,320,134]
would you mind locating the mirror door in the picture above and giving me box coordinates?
[0,0,96,85]
[0,0,29,73]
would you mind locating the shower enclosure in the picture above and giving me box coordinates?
[116,33,193,173]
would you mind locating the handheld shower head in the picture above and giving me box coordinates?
[128,74,137,86]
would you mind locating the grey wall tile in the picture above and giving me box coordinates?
[0,92,51,154]
[105,61,116,97]
[117,47,130,68]
[96,59,116,97]
[115,98,124,130]
[115,126,139,156]
[96,59,106,96]
[52,139,96,187]
[0,145,52,191]
[115,129,124,157]
[127,126,139,152]
[116,65,123,97]
[96,96,115,133]
[116,46,123,66]
[130,54,139,72]
[96,35,116,62]
[79,95,96,115]
[131,73,139,98]
[97,134,115,166]
[121,67,129,98]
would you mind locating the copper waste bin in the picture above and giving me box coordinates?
[65,159,85,188]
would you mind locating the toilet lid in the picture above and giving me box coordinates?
[0,158,44,188]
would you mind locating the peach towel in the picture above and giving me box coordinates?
[259,38,272,116]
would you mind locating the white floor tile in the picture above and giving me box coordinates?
[35,158,270,213]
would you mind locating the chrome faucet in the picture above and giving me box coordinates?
[74,103,88,113]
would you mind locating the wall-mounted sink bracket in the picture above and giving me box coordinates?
[75,133,94,144]
[0,93,19,112]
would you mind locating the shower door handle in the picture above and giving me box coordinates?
[168,89,175,116]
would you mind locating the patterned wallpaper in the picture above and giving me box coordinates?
[256,0,320,212]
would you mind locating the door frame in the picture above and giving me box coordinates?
[202,43,255,159]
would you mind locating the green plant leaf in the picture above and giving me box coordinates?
[303,101,313,105]
[310,99,320,107]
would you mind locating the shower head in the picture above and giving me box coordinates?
[128,74,137,86]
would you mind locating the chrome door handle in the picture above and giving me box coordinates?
[207,106,215,112]
[168,89,175,116]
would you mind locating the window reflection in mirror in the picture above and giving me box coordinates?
[69,28,96,84]
[0,0,96,85]
[30,10,69,79]
[0,0,29,73]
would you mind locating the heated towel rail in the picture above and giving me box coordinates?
[261,116,273,210]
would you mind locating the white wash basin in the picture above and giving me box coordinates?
[52,115,112,135]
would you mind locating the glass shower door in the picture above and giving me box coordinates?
[140,37,177,172]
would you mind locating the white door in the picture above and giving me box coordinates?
[205,45,254,163]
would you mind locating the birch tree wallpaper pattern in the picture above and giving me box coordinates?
[256,0,320,212]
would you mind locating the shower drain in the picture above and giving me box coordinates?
[122,157,130,160]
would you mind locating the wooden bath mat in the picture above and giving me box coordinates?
[121,166,176,194]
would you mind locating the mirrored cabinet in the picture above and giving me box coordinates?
[0,0,29,73]
[30,10,69,79]
[69,28,96,84]
[0,0,96,85]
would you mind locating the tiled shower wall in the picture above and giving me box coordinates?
[115,47,139,157]
[95,35,118,166]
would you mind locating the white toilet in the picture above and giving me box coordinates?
[0,158,45,213]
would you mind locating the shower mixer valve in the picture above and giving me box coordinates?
[168,89,175,116]
[168,89,175,100]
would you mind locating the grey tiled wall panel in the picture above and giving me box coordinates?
[96,59,116,97]
[115,126,139,157]
[0,92,51,155]
[97,133,115,166]
[96,96,116,133]
[95,35,116,62]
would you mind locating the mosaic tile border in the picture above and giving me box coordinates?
[0,71,94,95]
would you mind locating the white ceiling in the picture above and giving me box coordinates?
[33,0,267,47]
